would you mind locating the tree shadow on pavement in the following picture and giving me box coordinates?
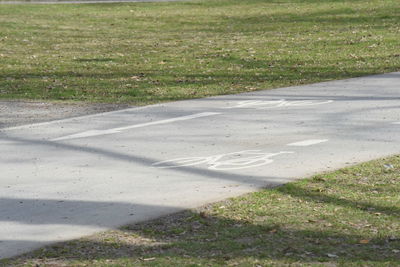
[3,178,399,266]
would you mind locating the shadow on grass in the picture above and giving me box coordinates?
[2,169,398,265]
[1,62,396,87]
[1,0,400,103]
[9,197,399,265]
[218,5,399,30]
[278,183,400,218]
[1,135,399,264]
[74,58,115,62]
[183,0,367,9]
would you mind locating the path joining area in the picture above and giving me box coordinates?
[1,72,400,259]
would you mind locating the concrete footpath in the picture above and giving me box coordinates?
[1,72,399,259]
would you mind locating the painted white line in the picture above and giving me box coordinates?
[286,139,328,147]
[0,140,15,145]
[223,99,333,110]
[52,129,121,141]
[52,112,221,141]
[153,150,294,171]
[392,122,400,125]
[1,105,153,132]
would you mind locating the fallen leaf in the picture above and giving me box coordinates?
[359,239,370,244]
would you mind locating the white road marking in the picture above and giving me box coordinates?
[223,99,333,109]
[52,112,220,141]
[0,140,15,145]
[153,150,294,171]
[1,105,153,132]
[392,122,400,125]
[286,139,328,147]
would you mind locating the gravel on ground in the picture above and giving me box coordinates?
[0,101,131,129]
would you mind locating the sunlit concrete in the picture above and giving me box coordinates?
[1,72,400,258]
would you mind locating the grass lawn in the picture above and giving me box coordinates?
[1,155,399,266]
[1,1,399,266]
[0,0,399,104]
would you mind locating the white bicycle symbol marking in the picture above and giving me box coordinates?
[224,99,333,110]
[152,150,294,171]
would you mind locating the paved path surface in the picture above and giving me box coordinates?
[1,72,400,259]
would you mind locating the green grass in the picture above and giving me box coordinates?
[0,0,399,104]
[2,155,399,266]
